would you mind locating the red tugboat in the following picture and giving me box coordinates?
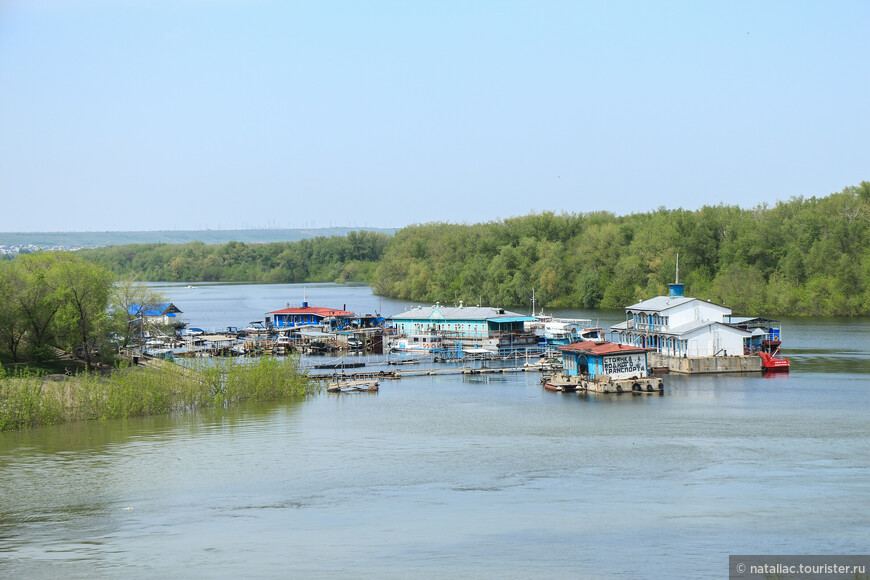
[759,349,790,372]
[725,316,791,373]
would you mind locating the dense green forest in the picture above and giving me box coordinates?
[77,230,392,284]
[373,183,870,317]
[75,183,870,317]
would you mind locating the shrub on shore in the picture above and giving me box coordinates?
[0,356,316,431]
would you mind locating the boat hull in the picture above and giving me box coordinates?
[544,372,663,394]
[759,352,790,372]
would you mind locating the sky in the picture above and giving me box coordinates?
[1,1,868,233]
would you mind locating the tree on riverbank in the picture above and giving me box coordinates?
[0,253,117,365]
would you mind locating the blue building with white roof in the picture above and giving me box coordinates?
[388,302,538,351]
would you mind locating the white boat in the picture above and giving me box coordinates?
[387,333,449,353]
[529,310,604,345]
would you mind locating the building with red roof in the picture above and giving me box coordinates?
[268,301,355,330]
[556,341,652,381]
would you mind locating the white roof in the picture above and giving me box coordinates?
[662,321,751,338]
[390,305,533,322]
[626,295,730,314]
[611,320,752,338]
[201,334,235,342]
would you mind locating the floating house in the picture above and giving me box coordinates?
[609,281,760,373]
[267,301,385,333]
[545,341,662,394]
[129,302,186,330]
[267,302,355,330]
[388,302,537,352]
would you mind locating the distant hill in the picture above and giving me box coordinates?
[0,228,396,249]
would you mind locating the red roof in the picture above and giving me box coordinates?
[556,341,650,356]
[268,306,354,317]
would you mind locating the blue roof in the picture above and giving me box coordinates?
[128,302,179,316]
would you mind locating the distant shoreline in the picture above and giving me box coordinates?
[0,227,396,253]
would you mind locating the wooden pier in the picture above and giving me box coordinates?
[309,364,551,383]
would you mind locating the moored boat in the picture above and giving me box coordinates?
[386,333,450,353]
[542,374,581,392]
[326,379,379,393]
[528,309,604,345]
[759,351,790,372]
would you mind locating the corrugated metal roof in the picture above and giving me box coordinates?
[268,306,354,317]
[491,316,537,323]
[557,341,650,356]
[128,302,181,316]
[725,316,782,326]
[611,320,753,338]
[202,334,234,342]
[389,305,531,322]
[626,296,729,313]
[661,320,752,337]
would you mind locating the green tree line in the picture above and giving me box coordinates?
[371,183,870,317]
[67,182,870,317]
[76,230,391,284]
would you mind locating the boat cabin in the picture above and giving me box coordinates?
[557,341,653,380]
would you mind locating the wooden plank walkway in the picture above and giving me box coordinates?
[309,364,556,382]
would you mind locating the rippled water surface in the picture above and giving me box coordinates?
[2,284,869,578]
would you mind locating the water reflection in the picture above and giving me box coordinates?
[2,284,869,579]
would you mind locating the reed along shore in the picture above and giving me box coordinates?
[0,356,317,432]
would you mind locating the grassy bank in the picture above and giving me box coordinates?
[0,356,317,432]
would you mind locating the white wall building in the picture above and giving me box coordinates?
[610,283,751,358]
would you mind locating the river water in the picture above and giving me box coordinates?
[2,283,869,579]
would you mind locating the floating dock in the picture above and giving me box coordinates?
[326,379,379,393]
[544,372,663,394]
[647,353,762,374]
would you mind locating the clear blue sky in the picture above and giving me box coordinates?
[1,1,867,232]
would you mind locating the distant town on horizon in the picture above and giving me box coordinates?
[0,227,397,256]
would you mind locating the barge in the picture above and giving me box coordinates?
[547,341,663,394]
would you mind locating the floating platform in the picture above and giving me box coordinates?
[326,379,379,393]
[647,353,762,374]
[314,361,366,369]
[543,373,663,394]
